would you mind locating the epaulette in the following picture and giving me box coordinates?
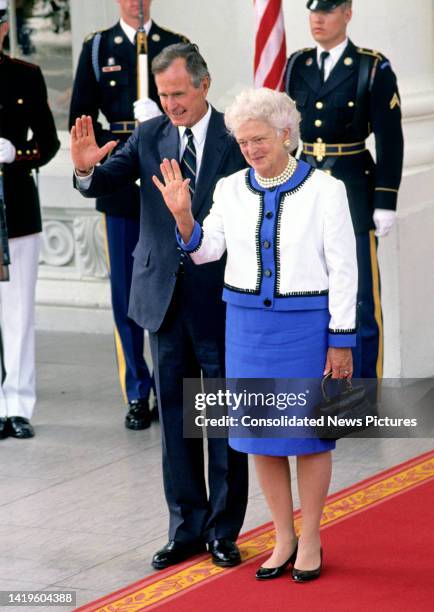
[158,25,190,43]
[295,47,314,56]
[84,29,103,43]
[356,47,384,61]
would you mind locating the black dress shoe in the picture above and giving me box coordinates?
[208,539,241,568]
[7,417,35,439]
[292,548,323,583]
[151,540,206,570]
[125,399,151,430]
[256,541,298,580]
[0,417,8,439]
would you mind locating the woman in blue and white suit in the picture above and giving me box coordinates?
[153,88,357,583]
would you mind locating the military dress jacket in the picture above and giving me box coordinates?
[285,40,404,233]
[0,53,60,239]
[69,21,189,219]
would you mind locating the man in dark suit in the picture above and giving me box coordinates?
[69,0,190,430]
[71,43,248,570]
[285,0,404,380]
[0,0,60,439]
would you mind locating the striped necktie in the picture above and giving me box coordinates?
[180,128,197,195]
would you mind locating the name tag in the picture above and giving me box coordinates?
[102,65,122,73]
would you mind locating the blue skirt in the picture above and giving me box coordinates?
[226,304,336,457]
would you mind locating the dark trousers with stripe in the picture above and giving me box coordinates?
[353,231,383,379]
[149,276,248,544]
[104,214,152,403]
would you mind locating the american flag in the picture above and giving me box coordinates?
[254,0,287,91]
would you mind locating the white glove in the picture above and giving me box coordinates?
[373,208,396,238]
[0,138,17,164]
[133,98,162,123]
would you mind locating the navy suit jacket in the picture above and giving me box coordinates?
[77,107,246,332]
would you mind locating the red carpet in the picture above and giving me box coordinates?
[76,450,434,612]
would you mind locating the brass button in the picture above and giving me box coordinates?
[316,101,324,110]
[316,138,323,143]
[17,98,24,104]
[365,170,370,175]
[317,156,324,162]
[348,101,355,107]
[315,119,322,127]
[26,150,31,155]
[33,149,37,154]
[110,80,116,86]
[324,169,332,175]
[17,150,22,155]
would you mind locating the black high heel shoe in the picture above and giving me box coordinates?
[291,548,323,583]
[255,541,298,580]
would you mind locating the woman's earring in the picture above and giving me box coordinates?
[284,139,291,149]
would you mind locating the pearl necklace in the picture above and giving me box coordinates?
[254,155,298,189]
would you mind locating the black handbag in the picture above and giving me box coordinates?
[315,372,375,439]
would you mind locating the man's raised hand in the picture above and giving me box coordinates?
[153,159,194,242]
[70,116,118,174]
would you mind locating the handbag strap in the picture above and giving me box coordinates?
[321,372,353,402]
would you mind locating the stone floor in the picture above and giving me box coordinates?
[0,331,432,611]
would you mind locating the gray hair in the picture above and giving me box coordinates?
[151,43,211,88]
[225,88,300,149]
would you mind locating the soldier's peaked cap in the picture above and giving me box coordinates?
[307,0,349,11]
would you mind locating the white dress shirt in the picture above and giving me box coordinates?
[316,38,348,81]
[119,18,152,43]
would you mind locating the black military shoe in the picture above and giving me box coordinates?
[125,399,151,430]
[0,417,9,439]
[151,540,206,570]
[208,539,242,567]
[7,417,35,439]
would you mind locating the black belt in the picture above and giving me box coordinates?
[110,121,136,134]
[303,140,366,161]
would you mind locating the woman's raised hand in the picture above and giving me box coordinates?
[152,158,193,217]
[70,115,118,173]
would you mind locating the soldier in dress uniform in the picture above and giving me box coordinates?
[69,0,189,431]
[0,0,60,439]
[285,0,404,379]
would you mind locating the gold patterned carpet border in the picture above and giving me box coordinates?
[76,451,434,612]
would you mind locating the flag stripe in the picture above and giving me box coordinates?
[263,40,287,90]
[254,0,287,92]
[254,0,282,71]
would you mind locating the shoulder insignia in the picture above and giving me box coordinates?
[288,47,313,63]
[356,47,384,61]
[389,93,400,110]
[84,29,103,43]
[157,25,190,43]
[297,47,314,55]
